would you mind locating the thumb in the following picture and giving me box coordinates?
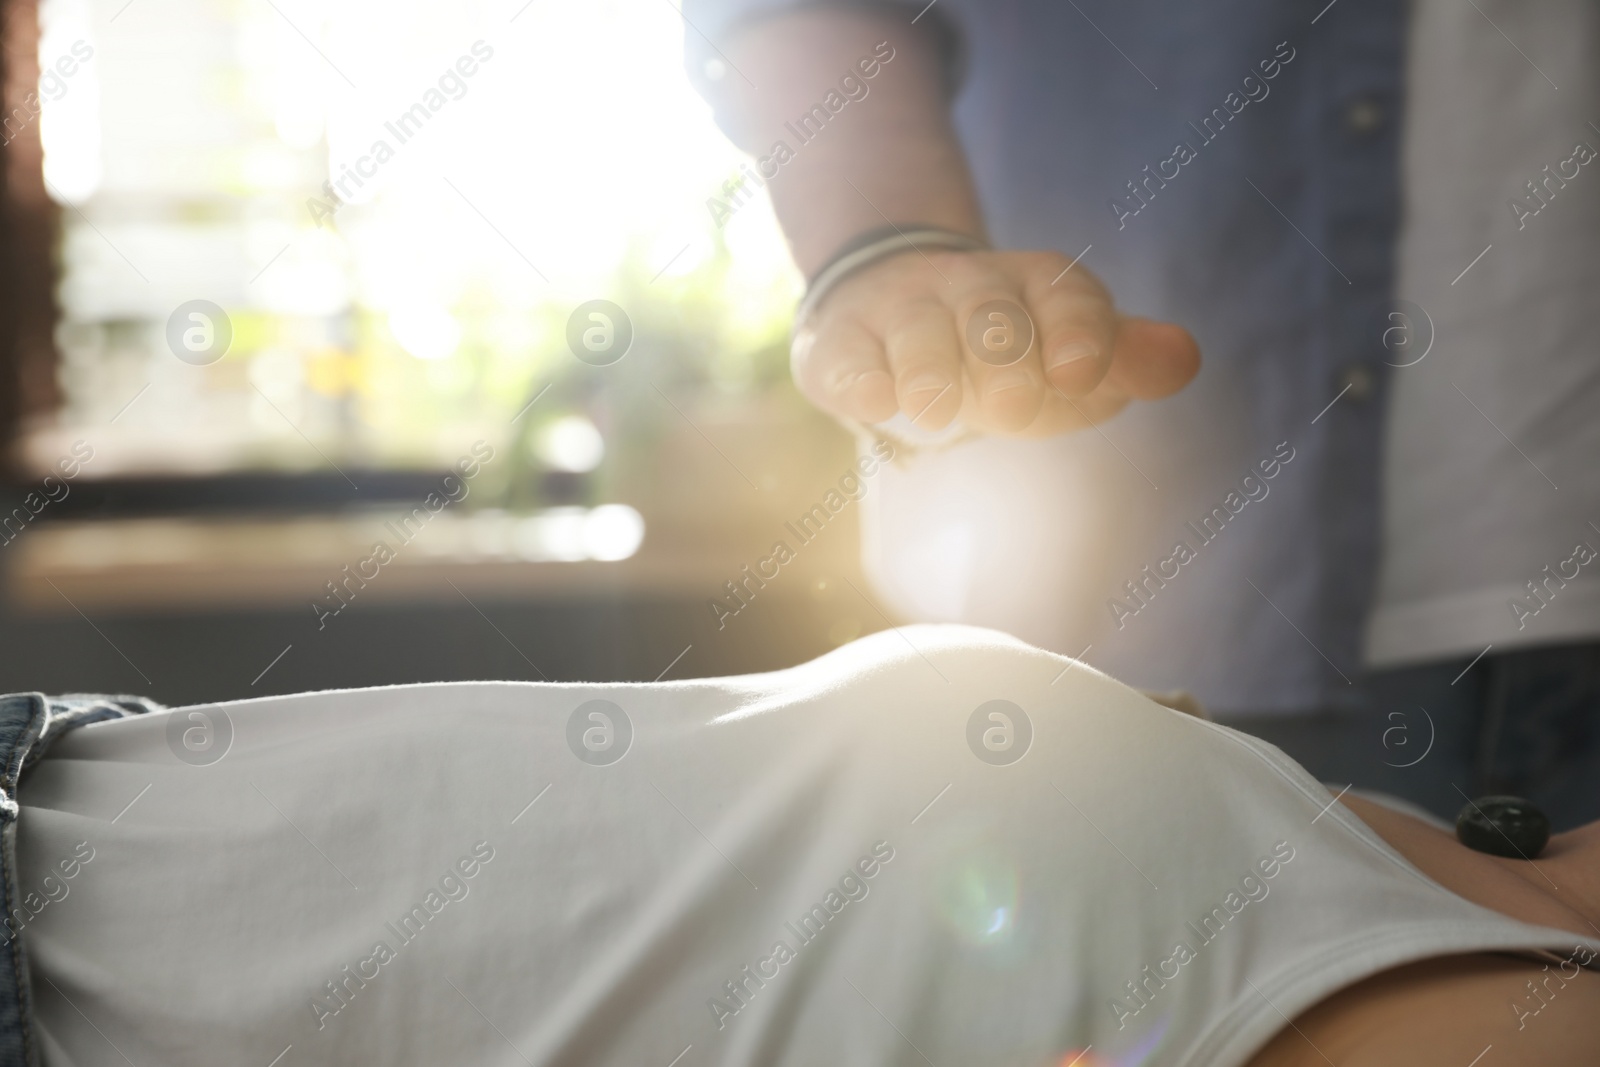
[1105,317,1201,400]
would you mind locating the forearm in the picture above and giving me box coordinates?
[721,7,984,275]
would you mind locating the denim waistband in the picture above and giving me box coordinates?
[0,692,161,1067]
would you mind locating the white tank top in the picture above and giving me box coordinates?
[19,626,1597,1066]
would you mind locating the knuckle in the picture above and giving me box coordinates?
[859,251,956,293]
[794,333,847,385]
[1044,268,1110,303]
[881,298,951,340]
[822,366,861,393]
[940,253,1007,293]
[791,355,828,399]
[1037,291,1113,325]
[1020,250,1071,277]
[789,330,814,373]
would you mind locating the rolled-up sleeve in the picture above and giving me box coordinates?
[681,0,964,143]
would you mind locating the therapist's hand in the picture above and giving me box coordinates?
[791,248,1201,436]
[720,7,1198,435]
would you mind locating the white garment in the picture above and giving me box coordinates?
[1367,0,1600,666]
[19,626,1597,1067]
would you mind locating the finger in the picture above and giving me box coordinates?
[952,287,1046,433]
[881,301,962,430]
[1010,315,1194,436]
[1104,317,1202,400]
[791,316,898,424]
[1024,269,1118,397]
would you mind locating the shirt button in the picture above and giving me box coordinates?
[1343,96,1385,136]
[1335,363,1376,402]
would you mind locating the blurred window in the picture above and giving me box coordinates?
[25,0,798,477]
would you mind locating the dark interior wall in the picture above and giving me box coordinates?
[0,0,62,471]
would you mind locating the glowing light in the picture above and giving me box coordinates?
[388,304,460,361]
[515,508,586,562]
[274,97,323,150]
[535,416,605,473]
[38,5,102,204]
[322,0,795,297]
[255,228,353,316]
[466,507,644,562]
[583,504,644,561]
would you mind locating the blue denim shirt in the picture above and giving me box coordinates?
[685,0,1405,715]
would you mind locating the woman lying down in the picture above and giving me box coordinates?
[12,626,1600,1067]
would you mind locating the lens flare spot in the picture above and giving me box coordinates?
[934,850,1020,947]
[1054,1013,1169,1067]
[1115,1013,1173,1067]
[1055,1051,1113,1067]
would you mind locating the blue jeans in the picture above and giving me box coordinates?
[0,693,160,1067]
[1233,642,1600,832]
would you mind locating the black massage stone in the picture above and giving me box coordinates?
[1455,795,1550,859]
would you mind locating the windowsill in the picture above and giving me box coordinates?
[3,511,860,615]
